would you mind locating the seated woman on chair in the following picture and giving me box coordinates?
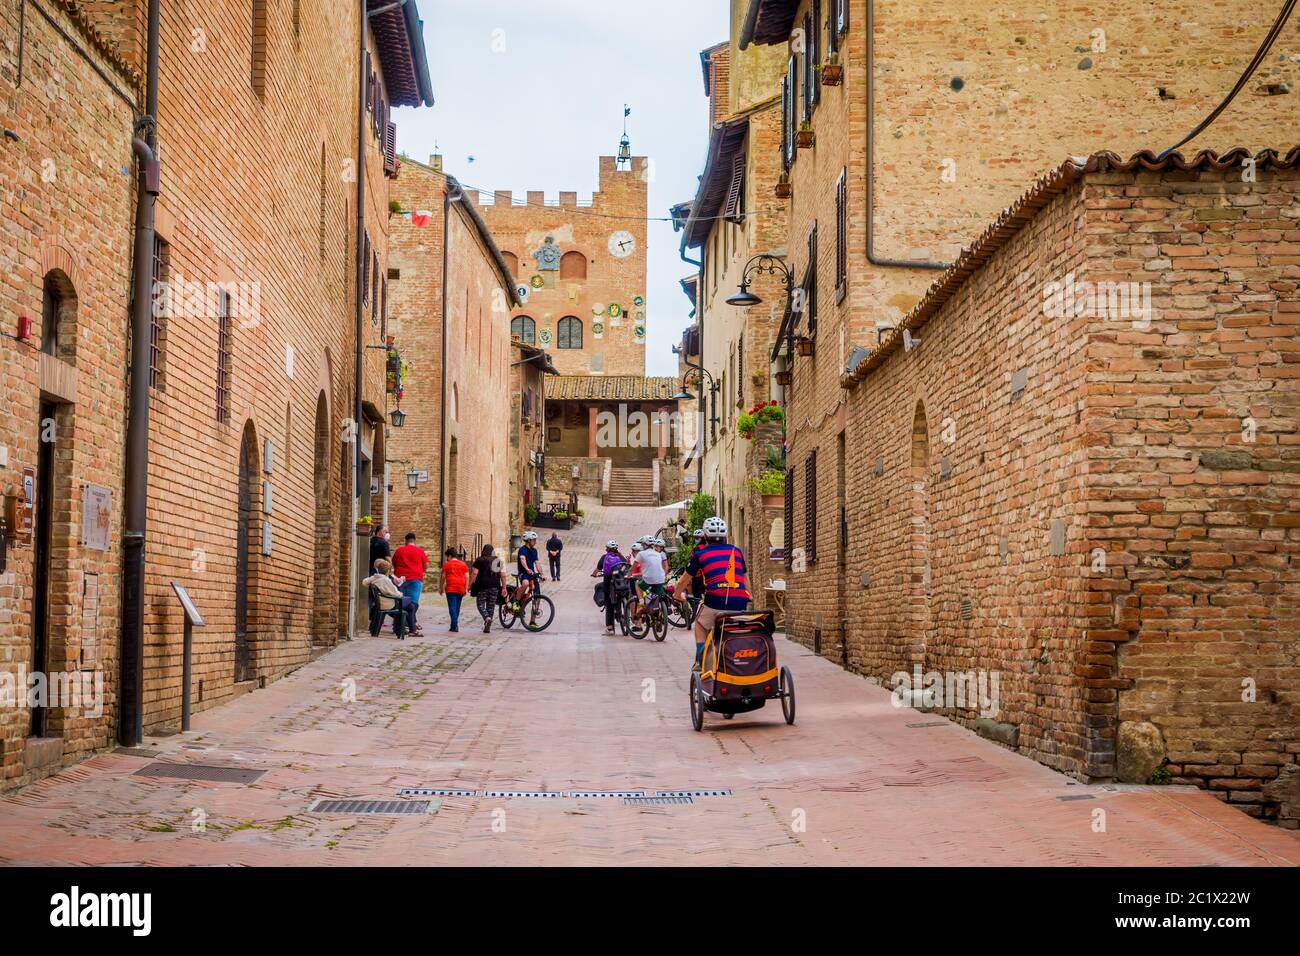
[363,558,417,639]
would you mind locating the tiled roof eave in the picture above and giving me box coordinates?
[545,375,683,403]
[840,146,1300,389]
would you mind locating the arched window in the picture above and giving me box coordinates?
[41,269,76,358]
[502,252,519,277]
[557,316,583,349]
[511,315,536,344]
[560,250,587,280]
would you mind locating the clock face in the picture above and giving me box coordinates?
[608,231,636,258]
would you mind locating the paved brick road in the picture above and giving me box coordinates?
[1,500,1297,866]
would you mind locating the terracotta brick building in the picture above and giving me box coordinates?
[678,4,791,602]
[0,0,139,786]
[510,341,557,535]
[739,0,1299,819]
[836,151,1300,824]
[475,155,650,378]
[1,0,433,778]
[386,159,521,562]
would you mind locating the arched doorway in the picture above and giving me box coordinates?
[909,401,932,670]
[235,422,258,682]
[311,393,333,646]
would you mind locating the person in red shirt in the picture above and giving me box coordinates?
[439,547,469,632]
[391,533,429,635]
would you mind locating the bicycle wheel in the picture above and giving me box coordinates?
[666,600,687,629]
[522,595,555,632]
[498,598,518,630]
[781,666,796,725]
[617,597,631,636]
[653,604,668,642]
[689,672,704,732]
[628,606,649,640]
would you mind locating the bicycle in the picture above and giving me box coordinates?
[665,585,698,629]
[629,584,669,642]
[499,574,555,632]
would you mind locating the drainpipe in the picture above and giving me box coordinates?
[348,1,367,641]
[438,179,457,559]
[120,0,161,747]
[865,0,948,272]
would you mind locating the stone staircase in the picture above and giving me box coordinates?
[603,467,656,507]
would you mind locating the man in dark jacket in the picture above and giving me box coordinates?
[546,532,564,581]
[368,526,391,618]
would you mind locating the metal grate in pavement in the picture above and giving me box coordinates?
[397,787,477,797]
[309,799,438,815]
[906,721,948,728]
[116,747,161,757]
[1057,794,1096,802]
[569,790,647,799]
[654,789,732,798]
[134,763,265,784]
[625,795,694,806]
[483,789,565,799]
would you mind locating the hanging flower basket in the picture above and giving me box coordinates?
[796,125,815,149]
[775,174,793,199]
[821,58,843,86]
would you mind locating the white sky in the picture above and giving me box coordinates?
[397,0,727,376]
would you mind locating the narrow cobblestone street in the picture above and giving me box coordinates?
[0,502,1295,867]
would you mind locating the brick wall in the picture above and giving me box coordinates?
[835,159,1300,823]
[0,0,136,785]
[70,1,403,729]
[475,155,649,377]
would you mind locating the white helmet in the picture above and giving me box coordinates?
[703,516,727,539]
[523,531,538,541]
[692,529,705,540]
[652,536,666,548]
[606,540,619,550]
[630,542,643,553]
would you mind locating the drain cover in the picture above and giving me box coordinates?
[569,790,646,799]
[906,721,948,728]
[483,790,565,799]
[1056,794,1095,802]
[654,789,731,798]
[310,799,438,815]
[116,747,161,758]
[625,795,694,806]
[397,787,477,797]
[135,763,265,784]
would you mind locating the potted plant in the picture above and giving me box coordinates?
[748,469,786,510]
[795,335,814,356]
[775,172,792,199]
[775,369,792,386]
[821,54,843,86]
[737,400,786,442]
[524,503,539,525]
[356,514,374,536]
[796,121,815,149]
[388,199,403,218]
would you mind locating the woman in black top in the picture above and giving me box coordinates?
[468,544,507,633]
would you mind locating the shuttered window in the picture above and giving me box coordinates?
[811,1,822,108]
[801,13,814,121]
[362,232,371,306]
[737,335,745,405]
[805,449,818,564]
[216,289,233,423]
[723,152,745,223]
[149,236,169,391]
[837,0,849,35]
[827,0,838,57]
[835,169,847,298]
[806,222,818,337]
[557,316,583,349]
[785,56,797,166]
[784,465,795,567]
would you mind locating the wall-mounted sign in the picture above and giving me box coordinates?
[20,466,35,544]
[263,439,274,474]
[261,520,273,556]
[263,481,274,515]
[81,484,113,551]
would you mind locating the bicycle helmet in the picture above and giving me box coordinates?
[606,540,619,550]
[692,529,705,540]
[652,536,666,548]
[523,531,538,541]
[703,516,727,539]
[630,542,644,553]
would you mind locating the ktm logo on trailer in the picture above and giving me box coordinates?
[733,648,759,659]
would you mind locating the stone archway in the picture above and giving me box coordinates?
[235,422,260,682]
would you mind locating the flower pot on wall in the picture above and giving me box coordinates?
[775,177,792,199]
[796,128,815,149]
[821,62,843,86]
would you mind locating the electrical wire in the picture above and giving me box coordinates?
[1159,0,1297,157]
